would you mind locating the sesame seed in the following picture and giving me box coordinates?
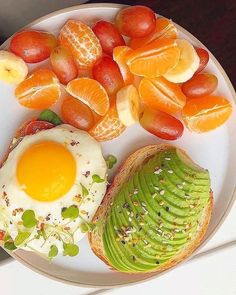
[182,182,186,185]
[168,170,173,174]
[189,204,195,209]
[133,201,139,206]
[133,188,139,195]
[177,184,183,189]
[154,168,162,175]
[159,200,165,206]
[162,241,168,244]
[128,217,132,222]
[157,229,163,235]
[174,228,180,233]
[165,157,171,161]
[159,223,164,228]
[144,240,148,245]
[160,190,165,196]
[154,186,160,191]
[152,193,157,199]
[140,222,144,225]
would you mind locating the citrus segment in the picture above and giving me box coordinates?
[59,20,102,68]
[126,38,180,78]
[66,78,109,116]
[139,76,186,114]
[130,17,178,49]
[182,95,232,132]
[89,102,125,141]
[15,69,60,109]
[113,46,134,85]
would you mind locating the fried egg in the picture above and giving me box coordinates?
[0,124,107,257]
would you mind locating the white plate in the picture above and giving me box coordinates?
[0,3,236,288]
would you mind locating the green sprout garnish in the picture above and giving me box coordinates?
[22,210,37,228]
[48,245,58,260]
[38,109,63,125]
[92,174,105,183]
[14,231,31,246]
[61,205,79,220]
[63,243,79,257]
[80,183,89,197]
[4,241,17,251]
[105,154,117,169]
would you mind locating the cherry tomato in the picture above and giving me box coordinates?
[115,6,156,38]
[140,108,184,140]
[195,47,209,74]
[0,230,5,241]
[21,120,55,136]
[182,73,218,98]
[50,46,78,84]
[92,56,124,95]
[93,21,125,56]
[10,30,57,63]
[61,95,94,131]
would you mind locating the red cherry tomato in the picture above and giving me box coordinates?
[140,108,184,140]
[20,120,55,137]
[182,73,218,98]
[115,6,156,38]
[10,30,57,63]
[93,20,125,56]
[61,95,95,131]
[92,56,124,96]
[0,230,5,241]
[50,46,78,85]
[195,47,209,74]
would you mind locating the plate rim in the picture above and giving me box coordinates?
[0,2,236,288]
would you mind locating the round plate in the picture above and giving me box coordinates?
[0,3,236,288]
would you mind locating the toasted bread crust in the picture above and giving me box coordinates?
[89,144,213,273]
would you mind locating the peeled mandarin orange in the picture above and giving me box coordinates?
[89,101,126,141]
[59,20,102,68]
[113,46,134,85]
[66,78,109,116]
[130,17,178,49]
[139,76,186,114]
[15,69,61,109]
[182,95,232,132]
[126,38,180,78]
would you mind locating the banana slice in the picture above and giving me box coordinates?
[0,50,28,84]
[163,39,200,83]
[116,85,140,126]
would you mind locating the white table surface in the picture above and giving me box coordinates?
[1,201,235,295]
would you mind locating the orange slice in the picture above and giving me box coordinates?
[59,20,102,68]
[130,17,178,49]
[139,76,186,114]
[113,46,134,85]
[126,38,180,78]
[89,101,126,141]
[182,95,232,132]
[66,78,109,116]
[15,69,61,109]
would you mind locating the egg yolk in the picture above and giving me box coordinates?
[16,141,76,202]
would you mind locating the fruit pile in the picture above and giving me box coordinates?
[0,5,232,141]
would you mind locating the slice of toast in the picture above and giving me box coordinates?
[89,144,213,273]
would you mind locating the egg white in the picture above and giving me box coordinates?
[0,124,107,256]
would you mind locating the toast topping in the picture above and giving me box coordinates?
[102,148,211,272]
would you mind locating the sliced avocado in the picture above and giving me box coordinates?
[103,148,211,273]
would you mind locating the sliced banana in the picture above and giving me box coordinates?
[163,39,200,83]
[0,50,28,84]
[116,85,140,126]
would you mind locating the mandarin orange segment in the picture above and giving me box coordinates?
[182,95,232,133]
[113,46,134,85]
[59,20,102,68]
[126,38,180,78]
[15,69,61,109]
[139,76,186,114]
[66,77,109,116]
[130,17,178,49]
[89,102,126,141]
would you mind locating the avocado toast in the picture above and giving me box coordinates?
[89,145,213,273]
